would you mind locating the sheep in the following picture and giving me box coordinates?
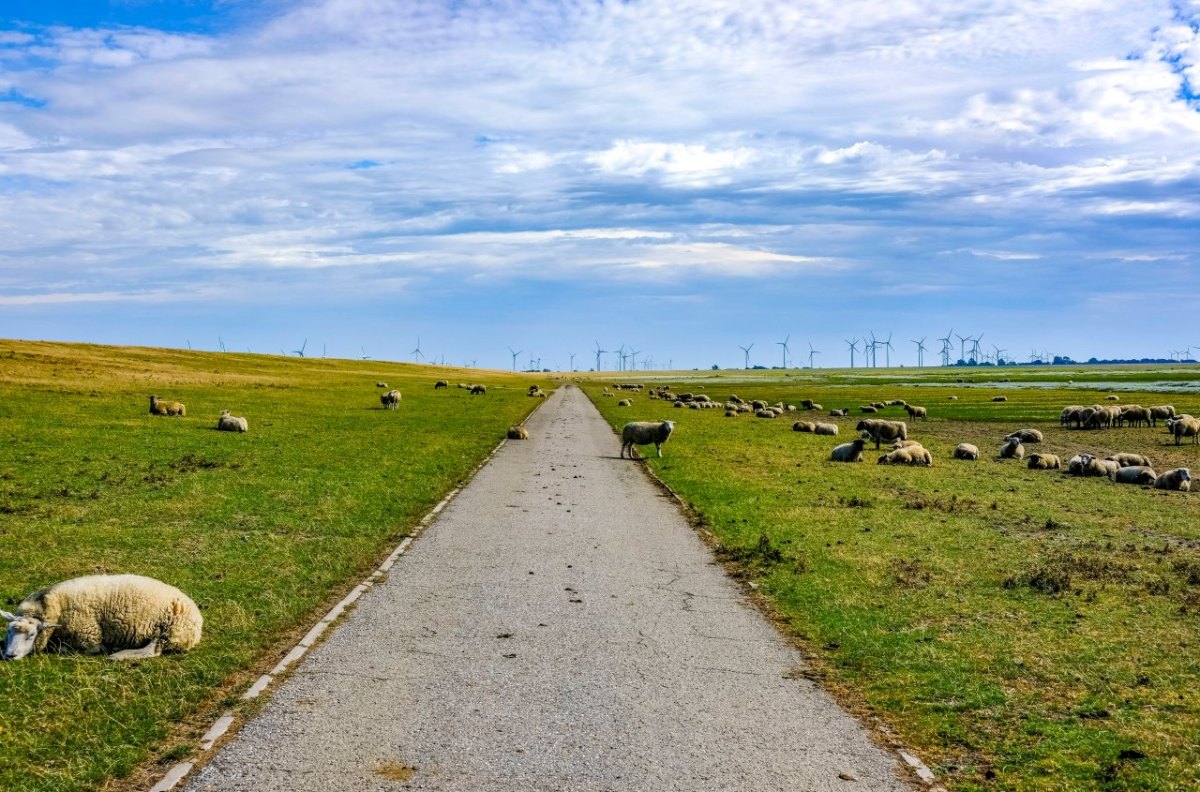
[829,409,848,417]
[434,380,448,390]
[948,395,958,400]
[1061,406,1084,426]
[750,400,767,411]
[688,402,701,410]
[999,437,1024,460]
[830,438,867,462]
[855,419,907,449]
[673,401,684,409]
[1118,406,1151,428]
[216,410,248,433]
[2,574,202,661]
[792,421,816,432]
[814,422,839,436]
[1026,453,1061,470]
[738,404,752,413]
[376,382,388,388]
[724,410,738,417]
[470,384,487,396]
[1004,428,1043,444]
[1110,465,1157,485]
[992,395,1008,402]
[149,395,186,417]
[1154,468,1192,491]
[1065,454,1086,475]
[1149,405,1176,427]
[1077,454,1117,478]
[904,405,928,421]
[380,389,401,410]
[1106,453,1152,468]
[886,399,908,407]
[860,405,878,414]
[506,426,529,440]
[618,399,632,407]
[756,409,778,419]
[952,443,979,460]
[877,446,933,466]
[891,439,923,449]
[1171,415,1200,445]
[620,420,675,459]
[1105,394,1120,401]
[729,395,744,404]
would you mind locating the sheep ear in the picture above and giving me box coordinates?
[0,610,16,622]
[37,620,58,630]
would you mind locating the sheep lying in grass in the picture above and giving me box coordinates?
[877,445,932,466]
[618,399,632,407]
[620,420,675,459]
[856,419,907,449]
[999,437,1024,460]
[830,438,867,462]
[1005,428,1043,444]
[953,443,979,460]
[992,395,1007,402]
[724,410,738,417]
[149,395,186,417]
[434,380,448,389]
[217,410,248,433]
[860,405,878,414]
[829,409,848,417]
[1105,394,1120,401]
[2,574,202,661]
[380,389,401,410]
[756,409,778,419]
[1154,468,1191,491]
[792,421,815,433]
[1077,454,1117,478]
[1065,454,1086,475]
[904,405,928,421]
[1110,465,1156,485]
[506,426,529,440]
[1026,453,1061,470]
[948,396,958,401]
[376,382,388,388]
[814,422,838,436]
[1107,453,1152,468]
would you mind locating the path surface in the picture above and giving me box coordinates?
[186,385,911,791]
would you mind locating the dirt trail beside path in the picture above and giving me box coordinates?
[185,384,912,791]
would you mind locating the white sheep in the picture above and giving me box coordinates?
[1004,428,1043,444]
[2,574,202,661]
[877,446,932,466]
[999,437,1024,460]
[620,420,675,459]
[814,422,838,436]
[507,426,529,440]
[1170,415,1200,445]
[830,438,867,462]
[1106,453,1152,468]
[380,389,402,410]
[856,419,907,449]
[904,405,928,421]
[216,410,248,433]
[618,399,632,407]
[1110,465,1157,485]
[952,443,979,460]
[470,384,487,396]
[1077,454,1117,478]
[1026,453,1061,470]
[149,395,186,417]
[1154,468,1192,491]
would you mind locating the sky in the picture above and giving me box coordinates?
[1,0,1198,371]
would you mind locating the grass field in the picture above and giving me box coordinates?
[0,340,543,792]
[585,370,1200,791]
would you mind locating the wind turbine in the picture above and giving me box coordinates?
[739,343,754,369]
[807,342,819,369]
[593,340,607,371]
[508,346,522,371]
[954,332,967,364]
[568,352,577,371]
[883,333,894,367]
[993,345,1005,365]
[867,331,879,367]
[845,338,860,368]
[630,349,641,370]
[938,329,953,367]
[218,336,226,353]
[969,334,984,364]
[360,346,371,360]
[776,334,791,369]
[912,337,927,367]
[411,337,424,363]
[293,339,307,358]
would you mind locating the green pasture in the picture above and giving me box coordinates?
[585,371,1200,791]
[0,340,544,792]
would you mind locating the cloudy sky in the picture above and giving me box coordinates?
[1,0,1198,370]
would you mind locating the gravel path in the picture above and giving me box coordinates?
[185,385,912,791]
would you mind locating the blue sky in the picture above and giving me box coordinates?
[1,1,1199,370]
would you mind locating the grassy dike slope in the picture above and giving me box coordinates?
[0,340,544,792]
[585,375,1200,791]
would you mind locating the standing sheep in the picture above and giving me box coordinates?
[2,574,202,661]
[149,395,186,417]
[216,410,248,433]
[1110,466,1157,485]
[470,384,487,396]
[1170,416,1200,445]
[830,438,867,462]
[380,389,402,410]
[856,419,907,449]
[904,405,928,421]
[1149,405,1176,427]
[1154,468,1192,491]
[952,443,979,460]
[620,421,675,459]
[434,380,449,389]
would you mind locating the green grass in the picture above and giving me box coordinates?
[0,340,546,792]
[585,372,1200,791]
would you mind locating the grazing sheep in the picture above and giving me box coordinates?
[1106,453,1152,468]
[506,426,529,440]
[2,574,202,661]
[1026,453,1061,470]
[618,399,632,407]
[1110,465,1157,485]
[952,443,979,461]
[992,395,1008,402]
[380,389,401,410]
[434,380,448,390]
[729,395,744,404]
[814,422,838,436]
[1061,406,1084,426]
[376,382,388,388]
[856,419,907,449]
[620,420,675,459]
[1171,415,1200,445]
[149,395,186,417]
[877,446,932,466]
[792,421,816,433]
[1149,405,1176,427]
[999,437,1024,460]
[470,384,487,396]
[904,405,928,421]
[216,410,248,433]
[830,438,867,463]
[1154,468,1192,491]
[1004,428,1043,444]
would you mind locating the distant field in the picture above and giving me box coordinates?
[0,340,543,792]
[585,370,1200,791]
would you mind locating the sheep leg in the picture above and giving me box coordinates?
[108,640,162,661]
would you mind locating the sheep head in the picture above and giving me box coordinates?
[1,611,56,661]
